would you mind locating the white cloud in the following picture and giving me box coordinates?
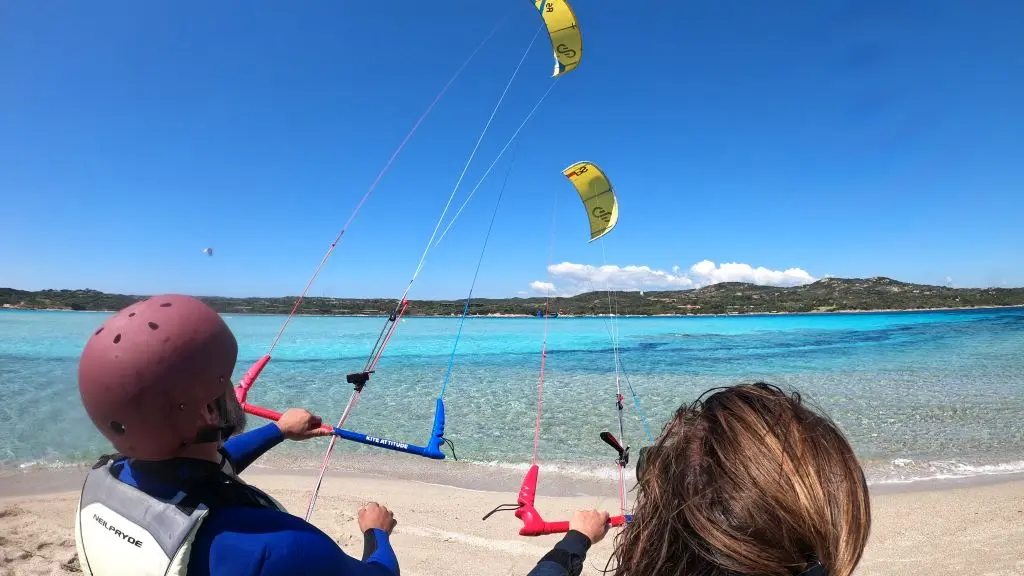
[529,281,556,293]
[546,262,695,293]
[530,259,816,295]
[687,260,815,287]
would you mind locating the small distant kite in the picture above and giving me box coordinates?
[203,247,214,257]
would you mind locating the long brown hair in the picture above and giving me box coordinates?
[612,383,870,576]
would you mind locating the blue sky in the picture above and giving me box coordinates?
[2,1,1022,298]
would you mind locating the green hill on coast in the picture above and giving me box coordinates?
[3,277,1023,316]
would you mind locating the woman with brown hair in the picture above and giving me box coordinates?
[528,382,871,576]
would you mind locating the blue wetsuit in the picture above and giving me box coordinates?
[111,423,400,576]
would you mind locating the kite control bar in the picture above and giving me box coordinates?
[241,398,448,459]
[234,355,448,460]
[482,432,633,536]
[482,464,631,536]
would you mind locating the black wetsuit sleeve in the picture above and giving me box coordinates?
[526,530,592,576]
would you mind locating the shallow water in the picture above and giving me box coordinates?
[1,307,1022,484]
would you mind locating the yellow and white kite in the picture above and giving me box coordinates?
[562,161,618,242]
[534,0,582,77]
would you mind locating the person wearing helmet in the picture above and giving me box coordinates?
[74,294,401,576]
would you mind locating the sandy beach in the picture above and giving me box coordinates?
[1,465,1021,576]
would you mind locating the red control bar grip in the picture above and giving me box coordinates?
[513,464,628,536]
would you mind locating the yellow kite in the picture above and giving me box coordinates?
[562,161,618,242]
[534,0,582,77]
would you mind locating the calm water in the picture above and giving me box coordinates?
[1,308,1022,484]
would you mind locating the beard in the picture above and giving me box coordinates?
[221,387,248,437]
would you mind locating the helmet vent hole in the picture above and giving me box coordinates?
[110,421,126,435]
[160,302,172,308]
[128,312,136,318]
[94,327,104,336]
[148,322,159,330]
[113,333,122,344]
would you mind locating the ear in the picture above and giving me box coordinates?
[201,401,220,426]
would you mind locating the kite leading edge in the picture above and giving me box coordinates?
[535,0,583,77]
[563,161,618,242]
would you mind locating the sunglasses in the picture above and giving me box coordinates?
[636,445,656,480]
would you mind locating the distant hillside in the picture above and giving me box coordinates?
[4,278,1023,317]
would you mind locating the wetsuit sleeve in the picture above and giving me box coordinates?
[526,530,592,576]
[192,507,401,576]
[362,528,400,574]
[222,423,285,473]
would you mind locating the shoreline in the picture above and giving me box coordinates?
[6,437,1024,493]
[4,455,1024,500]
[3,303,1023,318]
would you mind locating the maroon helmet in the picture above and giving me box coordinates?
[78,294,238,460]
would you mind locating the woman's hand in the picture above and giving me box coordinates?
[570,509,611,544]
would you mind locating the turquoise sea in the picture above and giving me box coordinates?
[1,307,1022,485]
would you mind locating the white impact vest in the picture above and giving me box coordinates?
[74,457,286,576]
